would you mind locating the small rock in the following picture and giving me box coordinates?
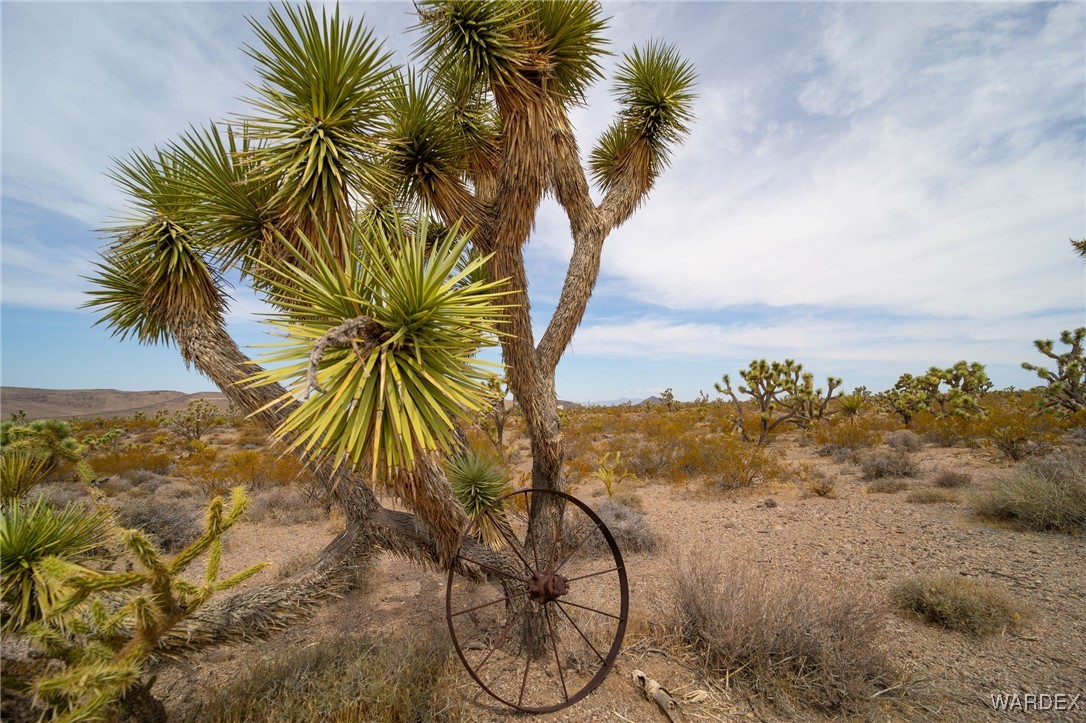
[764,498,778,508]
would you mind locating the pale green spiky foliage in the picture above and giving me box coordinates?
[1,499,113,631]
[241,3,394,225]
[591,41,697,193]
[1,419,95,484]
[84,146,228,348]
[446,450,511,549]
[2,451,53,505]
[591,452,637,499]
[16,488,264,722]
[252,215,510,480]
[1022,328,1086,416]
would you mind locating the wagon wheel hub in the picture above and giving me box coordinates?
[527,570,569,604]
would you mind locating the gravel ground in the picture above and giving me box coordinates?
[159,440,1086,722]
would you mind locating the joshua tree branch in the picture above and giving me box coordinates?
[538,118,656,373]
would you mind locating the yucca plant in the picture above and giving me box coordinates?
[591,451,637,499]
[252,214,510,480]
[1,419,94,483]
[1,451,52,505]
[83,0,696,653]
[0,499,113,631]
[447,450,511,549]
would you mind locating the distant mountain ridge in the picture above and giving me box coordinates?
[0,386,654,421]
[0,387,229,421]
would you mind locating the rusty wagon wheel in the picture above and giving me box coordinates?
[446,488,629,713]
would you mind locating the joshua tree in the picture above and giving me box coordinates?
[84,0,695,646]
[1023,328,1086,416]
[715,359,842,445]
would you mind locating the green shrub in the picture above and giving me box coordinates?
[971,450,1086,532]
[892,573,1029,636]
[0,499,112,629]
[670,556,895,713]
[191,627,456,722]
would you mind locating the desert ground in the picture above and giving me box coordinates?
[3,390,1084,721]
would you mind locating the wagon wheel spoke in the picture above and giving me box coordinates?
[447,488,629,713]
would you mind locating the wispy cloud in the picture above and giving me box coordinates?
[577,3,1084,321]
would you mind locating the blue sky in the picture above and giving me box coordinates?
[2,1,1084,404]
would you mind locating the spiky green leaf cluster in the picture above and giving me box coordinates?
[85,148,227,346]
[446,449,510,549]
[242,4,395,217]
[1,451,52,505]
[1,500,113,630]
[415,0,608,105]
[591,41,696,191]
[253,216,510,477]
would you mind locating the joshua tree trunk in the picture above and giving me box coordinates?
[144,312,482,654]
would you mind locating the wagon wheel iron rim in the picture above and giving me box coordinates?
[445,488,629,713]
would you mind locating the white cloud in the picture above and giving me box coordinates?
[591,3,1084,322]
[567,311,1081,372]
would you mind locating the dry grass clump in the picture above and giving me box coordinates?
[111,497,202,552]
[892,573,1029,636]
[246,487,326,524]
[860,449,918,480]
[565,498,661,556]
[905,488,957,504]
[189,626,457,722]
[884,430,924,453]
[932,470,972,488]
[670,556,896,714]
[971,449,1086,533]
[795,464,837,498]
[866,478,910,494]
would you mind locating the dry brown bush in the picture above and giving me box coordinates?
[884,429,924,453]
[188,625,456,722]
[866,478,910,494]
[893,573,1030,636]
[971,449,1086,533]
[905,488,957,504]
[932,470,972,488]
[795,463,837,498]
[669,555,896,714]
[87,446,174,478]
[246,487,325,524]
[565,498,661,556]
[861,449,919,480]
[812,419,880,456]
[111,496,202,552]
